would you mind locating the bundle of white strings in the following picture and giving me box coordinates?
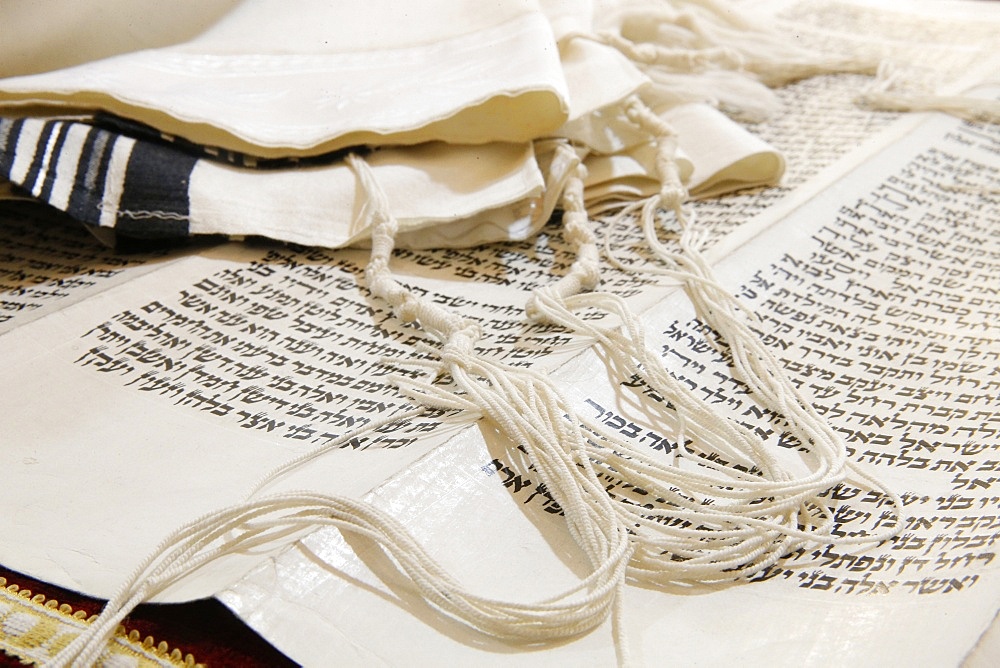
[50,407,631,667]
[525,98,903,584]
[857,62,1000,124]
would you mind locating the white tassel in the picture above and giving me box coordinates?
[857,63,1000,123]
[595,0,880,121]
[52,493,630,667]
[858,90,1000,123]
[349,151,637,662]
[525,114,901,584]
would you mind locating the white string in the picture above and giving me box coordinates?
[521,178,900,588]
[350,150,636,661]
[52,492,628,667]
[858,89,1000,124]
[854,61,1000,123]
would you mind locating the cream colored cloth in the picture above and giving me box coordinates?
[0,0,787,251]
[189,140,576,249]
[0,1,569,157]
[583,103,786,207]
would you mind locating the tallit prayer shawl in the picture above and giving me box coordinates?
[0,115,575,248]
[0,0,948,664]
[0,1,573,154]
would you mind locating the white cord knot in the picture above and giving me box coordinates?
[525,285,558,324]
[658,185,687,212]
[394,295,421,323]
[440,329,478,362]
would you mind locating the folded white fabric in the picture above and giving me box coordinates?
[583,102,785,207]
[0,1,570,156]
[0,115,578,248]
[0,0,654,248]
[0,0,797,251]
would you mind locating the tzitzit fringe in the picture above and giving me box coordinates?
[524,98,904,585]
[352,151,636,663]
[51,405,630,666]
[855,61,1000,123]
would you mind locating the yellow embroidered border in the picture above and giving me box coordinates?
[0,577,203,667]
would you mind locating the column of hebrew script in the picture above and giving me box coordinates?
[64,234,624,449]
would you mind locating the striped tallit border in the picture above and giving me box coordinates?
[0,117,195,239]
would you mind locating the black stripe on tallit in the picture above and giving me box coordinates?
[114,138,196,238]
[0,118,27,179]
[67,126,116,227]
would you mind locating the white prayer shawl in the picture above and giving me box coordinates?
[0,1,570,157]
[0,0,655,248]
[583,102,786,207]
[0,0,794,250]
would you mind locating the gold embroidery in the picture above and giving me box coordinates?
[0,576,203,667]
